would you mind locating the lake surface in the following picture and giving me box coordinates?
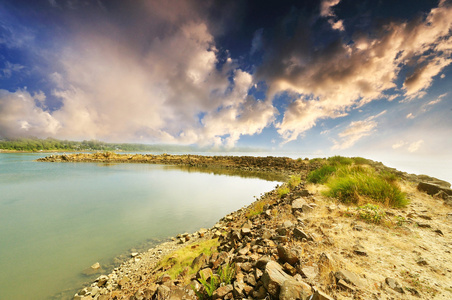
[0,153,280,300]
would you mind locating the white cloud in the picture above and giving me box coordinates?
[392,140,407,149]
[331,110,386,150]
[408,140,424,153]
[0,89,61,138]
[406,113,415,119]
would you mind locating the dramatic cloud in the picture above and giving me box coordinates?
[331,111,386,150]
[0,89,60,137]
[265,1,452,143]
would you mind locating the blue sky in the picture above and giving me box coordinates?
[0,0,451,160]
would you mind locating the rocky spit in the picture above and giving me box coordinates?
[40,154,452,300]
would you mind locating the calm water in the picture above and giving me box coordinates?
[0,153,280,300]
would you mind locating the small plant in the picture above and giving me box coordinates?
[277,186,290,198]
[356,204,386,224]
[217,263,235,285]
[194,263,235,299]
[395,215,407,226]
[288,175,301,189]
[352,157,371,165]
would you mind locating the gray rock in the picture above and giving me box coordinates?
[213,284,233,299]
[283,220,294,228]
[300,266,317,280]
[97,275,109,287]
[302,204,314,213]
[262,261,293,297]
[309,289,334,300]
[155,285,171,299]
[293,228,313,241]
[279,279,311,300]
[256,256,271,270]
[292,198,308,212]
[385,277,404,293]
[277,245,300,265]
[335,270,365,289]
[233,281,246,298]
[417,182,452,196]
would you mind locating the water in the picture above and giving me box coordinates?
[0,153,280,300]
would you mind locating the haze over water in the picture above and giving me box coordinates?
[0,153,280,300]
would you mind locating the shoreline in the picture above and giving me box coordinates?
[39,153,452,300]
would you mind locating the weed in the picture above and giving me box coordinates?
[277,186,290,198]
[288,175,301,189]
[194,263,235,299]
[395,215,407,226]
[356,204,386,224]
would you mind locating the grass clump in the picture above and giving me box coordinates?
[288,175,301,189]
[277,186,290,198]
[307,165,337,184]
[156,238,219,282]
[327,155,353,166]
[325,165,408,207]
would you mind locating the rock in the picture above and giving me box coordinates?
[310,289,334,300]
[262,261,293,297]
[334,270,365,289]
[447,213,452,221]
[300,266,317,280]
[337,279,355,291]
[293,228,312,241]
[283,220,294,228]
[91,262,101,270]
[131,252,139,257]
[192,253,209,269]
[118,275,129,287]
[97,275,109,287]
[385,277,404,293]
[241,227,251,236]
[292,198,308,212]
[279,279,311,300]
[213,284,233,299]
[155,285,171,299]
[353,244,367,256]
[283,262,298,276]
[197,268,213,281]
[233,281,246,298]
[417,182,452,196]
[417,222,431,228]
[417,258,428,266]
[238,245,250,256]
[256,256,271,269]
[302,204,314,213]
[277,245,300,265]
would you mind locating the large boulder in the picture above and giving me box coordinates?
[262,261,293,297]
[417,182,452,196]
[279,279,311,300]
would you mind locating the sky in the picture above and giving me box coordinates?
[1,0,451,161]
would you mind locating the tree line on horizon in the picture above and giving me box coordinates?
[0,137,196,152]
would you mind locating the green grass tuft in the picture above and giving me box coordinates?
[325,165,408,207]
[327,155,353,166]
[307,165,337,184]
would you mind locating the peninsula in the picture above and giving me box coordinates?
[40,153,452,300]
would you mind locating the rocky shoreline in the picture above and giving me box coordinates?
[40,153,452,300]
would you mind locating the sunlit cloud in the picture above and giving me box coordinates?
[265,1,452,143]
[408,140,424,153]
[392,140,407,149]
[406,113,415,119]
[331,110,386,150]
